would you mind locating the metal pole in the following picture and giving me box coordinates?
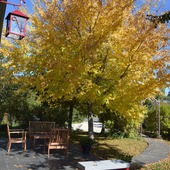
[158,100,161,138]
[153,98,161,138]
[0,0,7,43]
[0,0,25,7]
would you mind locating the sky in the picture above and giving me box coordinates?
[4,0,32,16]
[4,0,170,16]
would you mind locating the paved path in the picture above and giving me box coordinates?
[130,137,170,169]
[0,134,169,169]
[0,139,99,170]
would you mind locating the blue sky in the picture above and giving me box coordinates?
[5,0,32,16]
[4,0,170,16]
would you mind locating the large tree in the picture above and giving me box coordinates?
[0,0,170,137]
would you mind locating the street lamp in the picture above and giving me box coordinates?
[0,0,29,40]
[5,10,29,40]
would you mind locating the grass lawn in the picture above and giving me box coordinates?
[94,137,170,170]
[141,157,170,170]
[71,132,170,170]
[72,132,147,163]
[92,137,148,162]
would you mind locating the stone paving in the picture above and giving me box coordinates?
[0,136,169,170]
[130,137,170,169]
[0,139,99,170]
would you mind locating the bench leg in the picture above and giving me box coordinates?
[48,146,50,158]
[23,141,26,151]
[7,142,11,153]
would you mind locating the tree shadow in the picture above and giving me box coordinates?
[92,142,132,162]
[0,138,100,170]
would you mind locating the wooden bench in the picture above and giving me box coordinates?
[48,128,69,158]
[28,121,55,149]
[77,159,130,170]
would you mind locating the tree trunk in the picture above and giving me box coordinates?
[68,103,73,130]
[87,102,94,139]
[101,122,105,134]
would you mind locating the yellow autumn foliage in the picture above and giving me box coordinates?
[0,0,169,125]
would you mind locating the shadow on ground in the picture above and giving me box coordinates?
[0,138,100,170]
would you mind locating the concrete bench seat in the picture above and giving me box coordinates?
[77,159,130,170]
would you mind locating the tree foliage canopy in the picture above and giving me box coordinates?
[0,0,170,127]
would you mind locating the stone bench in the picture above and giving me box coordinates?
[77,159,130,170]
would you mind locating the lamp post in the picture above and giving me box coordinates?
[0,0,7,42]
[157,99,161,138]
[153,98,161,138]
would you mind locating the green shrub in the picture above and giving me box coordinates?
[145,103,170,138]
